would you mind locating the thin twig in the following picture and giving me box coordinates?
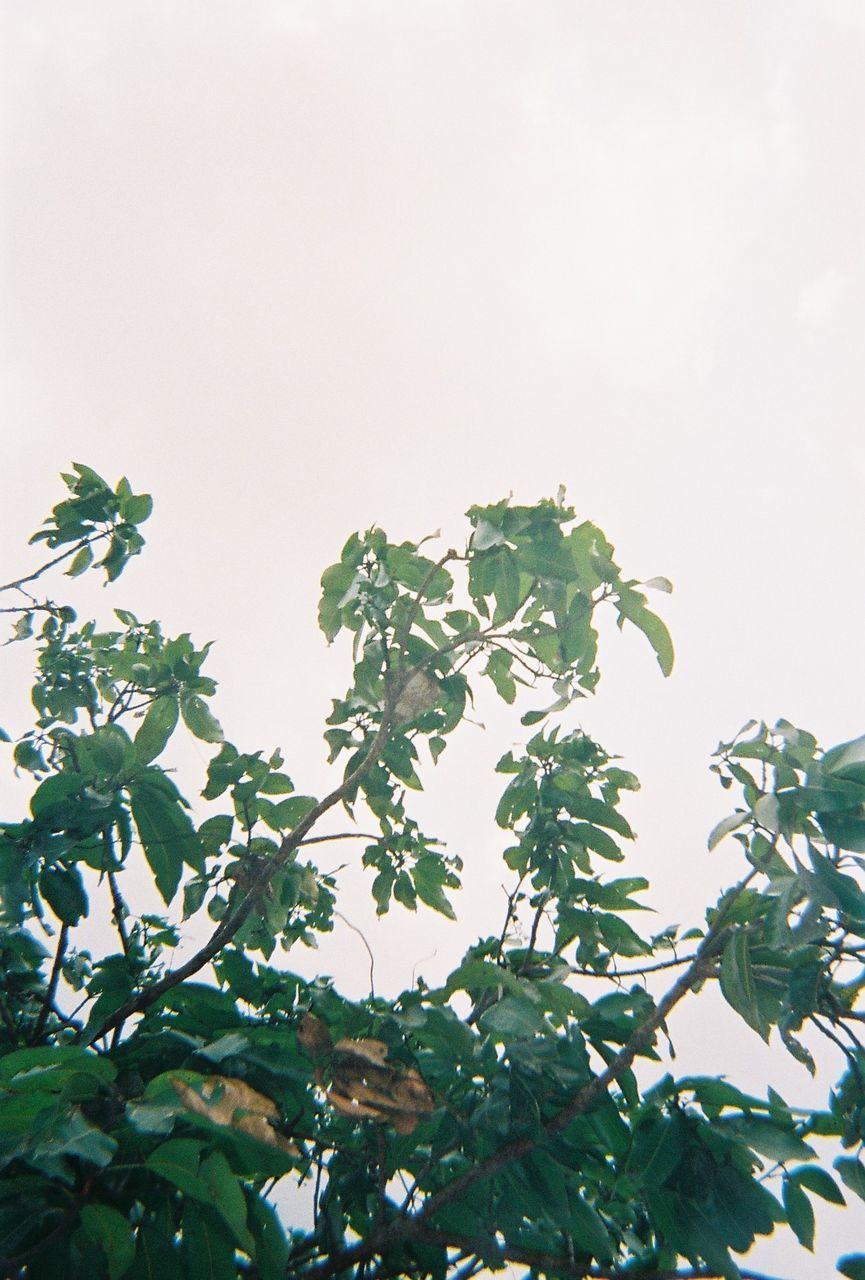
[0,532,110,594]
[299,832,381,847]
[518,892,550,975]
[568,952,700,979]
[30,923,68,1044]
[334,911,376,998]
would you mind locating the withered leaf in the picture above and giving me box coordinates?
[325,1040,435,1135]
[171,1075,300,1156]
[333,1037,389,1067]
[298,1011,334,1059]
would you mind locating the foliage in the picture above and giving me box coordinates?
[0,465,863,1280]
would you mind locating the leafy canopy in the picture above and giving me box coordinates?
[0,465,863,1280]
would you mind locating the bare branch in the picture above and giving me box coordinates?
[0,532,110,595]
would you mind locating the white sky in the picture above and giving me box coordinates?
[2,3,865,1274]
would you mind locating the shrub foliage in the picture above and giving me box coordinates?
[0,466,863,1279]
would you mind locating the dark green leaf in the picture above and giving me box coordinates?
[199,1150,254,1250]
[789,1164,845,1204]
[40,865,88,925]
[247,1196,289,1280]
[723,1116,815,1163]
[412,853,456,919]
[720,929,770,1041]
[180,1202,235,1280]
[708,811,749,852]
[129,772,202,904]
[782,1177,815,1250]
[568,1192,615,1262]
[627,1115,684,1186]
[135,696,179,764]
[80,1204,136,1280]
[836,1157,865,1202]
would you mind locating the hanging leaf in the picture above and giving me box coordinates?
[181,694,224,744]
[720,929,770,1041]
[134,695,179,764]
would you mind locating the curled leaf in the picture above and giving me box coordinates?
[325,1039,434,1134]
[171,1076,299,1156]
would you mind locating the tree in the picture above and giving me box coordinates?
[0,465,863,1280]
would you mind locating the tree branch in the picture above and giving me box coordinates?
[568,952,699,979]
[30,923,68,1045]
[0,532,110,594]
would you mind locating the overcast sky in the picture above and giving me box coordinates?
[2,3,865,1273]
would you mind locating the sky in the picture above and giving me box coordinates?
[2,2,865,1274]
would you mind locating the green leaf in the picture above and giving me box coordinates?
[126,1224,179,1279]
[479,995,545,1039]
[724,1116,815,1163]
[180,1201,235,1280]
[568,1192,615,1262]
[247,1196,289,1280]
[627,1115,684,1186]
[199,1150,254,1251]
[181,694,224,744]
[0,1045,116,1088]
[839,1256,865,1280]
[616,593,674,676]
[80,1204,136,1280]
[129,772,202,905]
[720,929,770,1041]
[807,845,865,921]
[836,1157,865,1202]
[40,864,88,925]
[789,1164,845,1204]
[782,1177,815,1250]
[10,612,34,643]
[121,492,154,524]
[259,794,318,831]
[135,695,180,763]
[146,1137,209,1199]
[708,810,749,852]
[198,814,232,853]
[65,543,94,577]
[521,708,548,727]
[412,854,457,919]
[484,649,517,704]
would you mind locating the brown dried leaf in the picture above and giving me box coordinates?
[389,1068,434,1116]
[171,1076,299,1156]
[390,1111,421,1135]
[298,1011,333,1059]
[327,1087,383,1120]
[333,1037,389,1067]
